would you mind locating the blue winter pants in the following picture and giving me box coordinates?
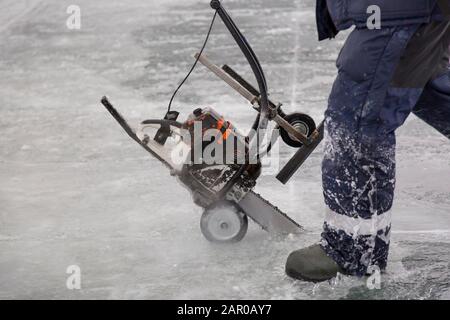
[320,26,450,276]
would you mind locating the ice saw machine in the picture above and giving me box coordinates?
[100,0,324,243]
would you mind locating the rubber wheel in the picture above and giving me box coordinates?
[280,113,316,148]
[200,201,248,243]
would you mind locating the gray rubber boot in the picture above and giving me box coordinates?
[285,244,344,282]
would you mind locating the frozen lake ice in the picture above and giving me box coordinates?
[0,0,449,299]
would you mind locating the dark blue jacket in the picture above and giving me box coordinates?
[317,0,450,40]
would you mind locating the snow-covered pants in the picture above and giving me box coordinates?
[320,25,450,276]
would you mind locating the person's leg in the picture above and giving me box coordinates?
[321,86,424,276]
[286,86,429,280]
[320,25,429,276]
[413,70,450,139]
[286,25,423,280]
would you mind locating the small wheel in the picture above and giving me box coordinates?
[200,201,248,243]
[280,113,316,148]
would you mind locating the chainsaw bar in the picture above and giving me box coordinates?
[238,190,302,234]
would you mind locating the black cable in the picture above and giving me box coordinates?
[166,10,218,113]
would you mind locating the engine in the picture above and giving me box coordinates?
[178,107,261,208]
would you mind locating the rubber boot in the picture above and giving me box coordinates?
[285,244,344,282]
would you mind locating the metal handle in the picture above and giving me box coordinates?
[195,53,311,145]
[194,53,258,104]
[210,0,275,123]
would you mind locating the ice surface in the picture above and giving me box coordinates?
[0,0,449,299]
